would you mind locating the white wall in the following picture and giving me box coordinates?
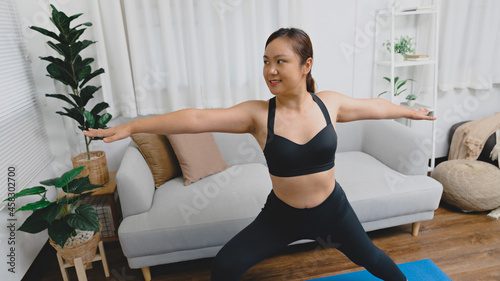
[4,0,500,279]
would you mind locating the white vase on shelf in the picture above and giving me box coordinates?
[394,53,405,62]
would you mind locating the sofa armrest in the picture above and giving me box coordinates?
[116,142,155,218]
[361,120,430,175]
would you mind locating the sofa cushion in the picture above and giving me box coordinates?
[131,133,181,187]
[118,163,272,258]
[168,133,230,185]
[335,151,442,223]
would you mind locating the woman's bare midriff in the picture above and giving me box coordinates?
[270,167,336,209]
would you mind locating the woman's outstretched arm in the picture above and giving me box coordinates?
[83,101,261,143]
[321,92,436,123]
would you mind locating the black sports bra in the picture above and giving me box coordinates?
[263,92,337,177]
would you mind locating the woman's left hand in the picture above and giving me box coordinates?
[411,108,436,120]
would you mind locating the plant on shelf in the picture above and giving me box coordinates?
[30,5,111,184]
[405,94,417,106]
[405,94,417,101]
[383,35,415,59]
[3,166,101,248]
[378,76,416,97]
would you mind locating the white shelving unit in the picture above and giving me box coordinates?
[372,2,439,171]
[376,60,437,67]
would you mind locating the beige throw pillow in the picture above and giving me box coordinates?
[131,133,182,187]
[167,133,230,185]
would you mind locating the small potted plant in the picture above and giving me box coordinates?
[405,94,417,107]
[383,35,415,61]
[30,5,112,185]
[378,76,416,99]
[3,166,102,265]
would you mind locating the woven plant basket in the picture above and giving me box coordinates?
[72,151,109,185]
[49,227,101,266]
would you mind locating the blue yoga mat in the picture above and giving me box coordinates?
[308,259,452,281]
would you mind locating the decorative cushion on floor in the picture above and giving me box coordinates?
[432,160,500,211]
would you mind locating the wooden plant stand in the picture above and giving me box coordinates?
[56,241,110,281]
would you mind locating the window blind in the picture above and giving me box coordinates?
[0,0,53,211]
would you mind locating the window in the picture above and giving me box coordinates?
[0,0,53,210]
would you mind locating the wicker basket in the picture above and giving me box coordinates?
[49,228,101,266]
[72,151,109,185]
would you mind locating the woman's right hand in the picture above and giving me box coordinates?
[83,123,133,143]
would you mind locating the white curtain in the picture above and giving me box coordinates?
[92,0,304,118]
[438,0,500,92]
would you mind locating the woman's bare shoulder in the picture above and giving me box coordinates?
[241,99,270,106]
[316,90,345,100]
[315,91,347,108]
[234,99,270,143]
[235,99,270,113]
[232,99,270,123]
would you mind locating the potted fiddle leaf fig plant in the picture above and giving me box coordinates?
[3,166,102,265]
[30,5,111,184]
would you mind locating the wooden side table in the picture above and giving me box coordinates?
[89,171,121,242]
[59,171,121,242]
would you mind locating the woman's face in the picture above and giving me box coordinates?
[263,37,310,96]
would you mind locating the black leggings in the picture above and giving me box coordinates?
[211,182,406,281]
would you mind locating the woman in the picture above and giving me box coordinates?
[85,28,434,280]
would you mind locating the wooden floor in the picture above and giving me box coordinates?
[36,203,500,281]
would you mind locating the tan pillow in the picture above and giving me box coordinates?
[167,133,230,185]
[131,133,181,187]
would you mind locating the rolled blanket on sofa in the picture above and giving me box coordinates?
[449,112,500,161]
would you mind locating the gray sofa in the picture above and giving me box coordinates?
[116,119,443,280]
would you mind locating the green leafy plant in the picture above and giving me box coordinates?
[383,35,415,57]
[30,5,111,160]
[3,166,101,248]
[378,76,416,97]
[405,94,417,101]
